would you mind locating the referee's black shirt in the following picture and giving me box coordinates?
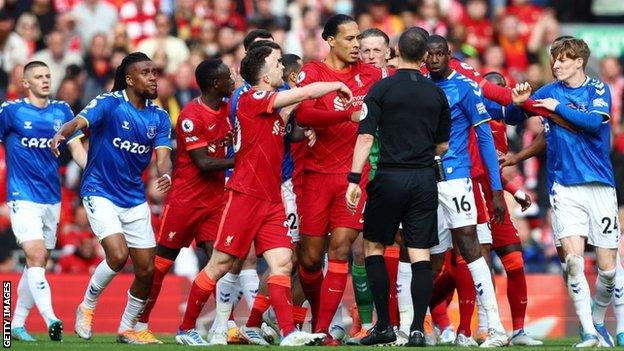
[359,69,451,168]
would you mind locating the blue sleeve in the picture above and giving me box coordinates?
[60,102,84,142]
[554,104,604,134]
[460,82,491,126]
[0,102,12,142]
[502,103,526,126]
[588,81,611,119]
[475,122,503,191]
[154,110,172,149]
[78,94,111,129]
[484,98,504,121]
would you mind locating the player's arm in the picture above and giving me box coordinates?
[534,97,608,134]
[67,138,87,169]
[189,147,235,172]
[52,116,88,157]
[274,82,353,123]
[501,174,532,211]
[436,88,451,157]
[499,130,546,168]
[155,147,172,193]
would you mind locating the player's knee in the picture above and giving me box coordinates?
[599,268,617,284]
[243,254,257,269]
[500,251,524,272]
[135,264,154,283]
[565,254,584,278]
[328,242,351,261]
[297,248,322,271]
[107,251,129,272]
[25,247,48,267]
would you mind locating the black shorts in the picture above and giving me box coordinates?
[363,167,438,249]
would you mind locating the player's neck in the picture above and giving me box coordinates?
[397,57,421,70]
[562,71,587,88]
[324,53,351,71]
[199,93,221,111]
[125,89,147,110]
[254,81,275,92]
[26,94,49,108]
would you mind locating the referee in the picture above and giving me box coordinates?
[345,27,450,347]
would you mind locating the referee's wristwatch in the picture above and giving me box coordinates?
[347,172,361,184]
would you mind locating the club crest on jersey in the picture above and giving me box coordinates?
[297,71,305,84]
[225,235,234,247]
[253,91,267,100]
[147,125,157,139]
[567,102,588,112]
[53,119,62,132]
[24,121,32,129]
[355,74,363,87]
[181,119,194,132]
[122,120,130,129]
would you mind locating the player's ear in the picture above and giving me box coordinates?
[326,35,336,48]
[125,73,133,88]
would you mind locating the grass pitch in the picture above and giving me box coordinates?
[6,335,624,350]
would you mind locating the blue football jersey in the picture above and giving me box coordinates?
[79,91,172,208]
[431,70,491,180]
[533,77,614,188]
[227,82,295,182]
[0,99,82,203]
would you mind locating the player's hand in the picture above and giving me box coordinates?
[514,190,532,212]
[51,133,66,157]
[491,190,507,224]
[304,128,316,147]
[350,111,362,122]
[221,130,234,147]
[512,82,532,106]
[346,182,362,214]
[157,174,172,193]
[534,98,560,112]
[499,152,519,168]
[336,83,353,107]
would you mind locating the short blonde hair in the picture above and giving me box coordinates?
[550,38,591,69]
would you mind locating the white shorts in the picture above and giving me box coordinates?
[477,222,493,245]
[82,196,155,249]
[431,204,451,255]
[8,201,60,250]
[438,178,477,229]
[550,182,620,249]
[281,179,300,242]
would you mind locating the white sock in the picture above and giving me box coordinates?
[614,255,624,334]
[83,261,117,309]
[560,261,568,284]
[593,268,616,325]
[467,257,504,333]
[476,298,488,331]
[331,301,344,329]
[118,291,147,333]
[135,321,148,332]
[397,262,413,335]
[565,254,597,335]
[27,267,57,326]
[12,269,34,328]
[210,272,238,333]
[238,269,259,310]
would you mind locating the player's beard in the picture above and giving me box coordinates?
[142,90,158,100]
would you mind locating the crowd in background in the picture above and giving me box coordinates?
[0,0,623,275]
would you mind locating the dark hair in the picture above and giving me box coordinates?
[246,40,281,52]
[360,28,389,46]
[398,27,428,63]
[112,52,151,91]
[243,29,273,51]
[426,34,449,50]
[322,14,356,40]
[483,71,506,86]
[195,59,225,93]
[282,54,301,81]
[23,61,48,75]
[550,38,591,69]
[240,46,276,86]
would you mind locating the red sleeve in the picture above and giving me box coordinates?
[449,58,514,106]
[177,109,208,151]
[502,175,522,195]
[295,63,353,127]
[245,90,277,116]
[521,99,553,117]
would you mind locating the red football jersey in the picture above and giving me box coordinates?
[226,89,284,202]
[297,61,385,174]
[166,98,231,208]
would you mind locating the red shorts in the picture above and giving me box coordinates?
[214,190,291,259]
[299,171,368,236]
[472,177,489,225]
[157,203,222,249]
[478,177,520,249]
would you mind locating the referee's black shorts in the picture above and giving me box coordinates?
[363,167,438,249]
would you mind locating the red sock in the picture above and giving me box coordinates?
[501,251,528,331]
[293,305,308,329]
[179,270,216,331]
[246,293,271,328]
[431,301,451,331]
[385,247,400,327]
[229,311,235,322]
[315,259,348,333]
[455,256,476,336]
[430,269,455,308]
[268,275,296,336]
[298,266,323,328]
[139,255,174,323]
